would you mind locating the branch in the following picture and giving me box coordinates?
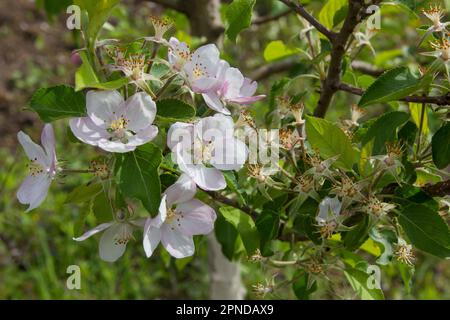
[351,60,385,77]
[251,58,299,81]
[252,9,292,25]
[337,82,450,106]
[279,0,336,40]
[382,180,450,198]
[314,0,366,118]
[205,191,258,220]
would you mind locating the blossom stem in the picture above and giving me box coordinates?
[61,169,95,174]
[155,73,178,100]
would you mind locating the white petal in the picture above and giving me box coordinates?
[197,113,235,142]
[73,222,114,241]
[17,174,52,212]
[99,223,128,262]
[17,131,49,167]
[176,199,216,236]
[223,67,244,100]
[126,125,159,146]
[69,117,108,146]
[121,92,157,132]
[184,164,226,191]
[164,173,197,206]
[202,92,231,115]
[143,222,161,257]
[161,225,195,258]
[240,78,258,97]
[167,122,195,151]
[97,140,137,153]
[41,124,56,164]
[153,195,168,228]
[86,90,124,128]
[211,137,248,171]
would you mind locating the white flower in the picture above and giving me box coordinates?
[74,213,145,262]
[70,90,158,153]
[168,37,192,71]
[167,113,248,191]
[201,60,265,115]
[17,124,58,212]
[143,174,216,258]
[182,43,221,93]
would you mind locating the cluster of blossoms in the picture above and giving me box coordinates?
[16,18,264,262]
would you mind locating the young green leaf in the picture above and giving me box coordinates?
[225,0,256,42]
[358,67,421,107]
[156,99,196,121]
[432,122,450,169]
[116,143,162,216]
[398,204,450,259]
[219,206,259,256]
[29,85,86,122]
[305,115,359,170]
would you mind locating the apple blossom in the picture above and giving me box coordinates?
[70,90,158,153]
[316,196,344,238]
[17,124,58,212]
[167,113,248,191]
[74,213,145,262]
[418,5,450,46]
[144,16,173,45]
[363,196,396,217]
[168,37,191,71]
[143,174,216,258]
[201,60,265,115]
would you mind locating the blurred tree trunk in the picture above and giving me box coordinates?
[207,234,246,299]
[182,0,224,43]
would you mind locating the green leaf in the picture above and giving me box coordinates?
[75,52,129,91]
[156,99,196,121]
[305,115,359,170]
[116,143,162,215]
[65,183,102,204]
[74,0,120,45]
[215,215,241,260]
[73,201,92,237]
[408,103,428,137]
[292,197,321,244]
[223,171,246,206]
[256,209,279,256]
[92,187,114,224]
[358,67,421,107]
[361,111,409,155]
[318,0,348,29]
[292,272,317,300]
[398,204,450,259]
[344,266,385,300]
[369,228,397,265]
[225,0,256,42]
[263,40,300,62]
[29,85,86,122]
[342,215,371,251]
[432,122,450,169]
[219,206,259,256]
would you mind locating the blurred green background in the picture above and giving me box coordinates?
[0,0,448,299]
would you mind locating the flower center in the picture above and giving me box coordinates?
[28,158,45,177]
[150,16,173,39]
[165,207,184,230]
[114,224,133,245]
[298,175,314,193]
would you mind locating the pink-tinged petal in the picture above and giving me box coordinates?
[97,140,137,153]
[69,117,108,146]
[41,124,56,164]
[189,76,219,93]
[184,164,226,191]
[86,90,124,128]
[121,92,157,132]
[167,122,195,151]
[191,44,220,76]
[126,125,158,147]
[176,199,216,236]
[161,225,195,258]
[17,131,48,167]
[223,67,244,100]
[228,95,266,105]
[143,221,161,257]
[202,92,231,115]
[99,223,128,262]
[17,174,52,212]
[211,137,248,171]
[164,173,197,206]
[73,222,114,241]
[240,78,258,97]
